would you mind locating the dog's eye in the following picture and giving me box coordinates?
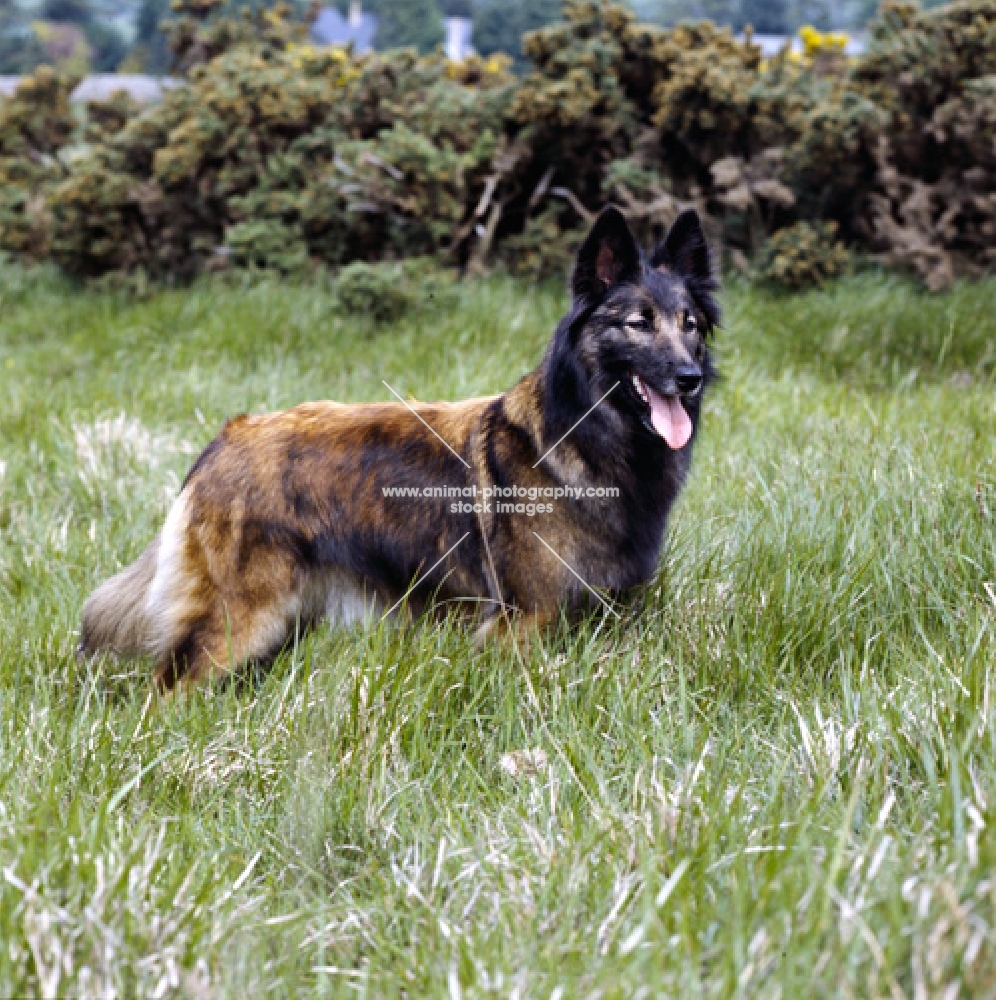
[683,312,699,334]
[626,313,654,333]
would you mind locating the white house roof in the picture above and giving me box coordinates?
[0,74,181,103]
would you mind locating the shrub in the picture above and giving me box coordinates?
[39,3,515,279]
[223,219,311,274]
[0,0,993,290]
[336,261,412,322]
[499,206,583,282]
[760,220,852,290]
[0,67,79,258]
[849,1,996,289]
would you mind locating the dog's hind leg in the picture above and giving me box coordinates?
[154,590,294,691]
[148,496,303,691]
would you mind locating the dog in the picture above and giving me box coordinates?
[79,206,719,689]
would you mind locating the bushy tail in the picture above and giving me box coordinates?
[79,537,160,658]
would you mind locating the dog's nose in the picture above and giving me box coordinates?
[674,366,703,396]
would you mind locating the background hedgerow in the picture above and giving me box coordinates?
[1,0,994,290]
[0,265,995,994]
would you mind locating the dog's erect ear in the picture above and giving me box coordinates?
[650,209,712,284]
[651,208,721,329]
[572,206,641,302]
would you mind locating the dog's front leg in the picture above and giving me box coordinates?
[472,608,555,654]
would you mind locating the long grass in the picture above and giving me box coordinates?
[0,263,995,997]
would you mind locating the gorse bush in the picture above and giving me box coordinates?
[759,220,852,290]
[0,67,78,259]
[0,0,994,290]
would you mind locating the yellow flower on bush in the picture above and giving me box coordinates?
[799,25,849,58]
[445,52,513,87]
[285,41,361,85]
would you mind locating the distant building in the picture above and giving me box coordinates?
[444,16,474,62]
[72,74,181,103]
[310,2,378,53]
[309,4,476,60]
[741,33,866,57]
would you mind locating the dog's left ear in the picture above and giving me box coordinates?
[650,209,712,285]
[650,209,720,327]
[572,206,641,302]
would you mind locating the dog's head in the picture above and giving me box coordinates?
[547,206,719,453]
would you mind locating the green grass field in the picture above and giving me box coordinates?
[1,263,995,997]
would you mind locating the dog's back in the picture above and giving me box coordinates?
[81,398,495,689]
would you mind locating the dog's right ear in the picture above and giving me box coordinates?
[571,206,641,302]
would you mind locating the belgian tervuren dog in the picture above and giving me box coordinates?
[80,206,719,689]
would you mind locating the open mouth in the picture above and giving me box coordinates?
[630,373,693,450]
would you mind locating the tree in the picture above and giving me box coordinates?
[473,0,561,65]
[0,7,47,75]
[86,19,127,70]
[787,0,834,29]
[629,0,742,28]
[38,0,127,71]
[136,0,172,73]
[741,0,788,32]
[851,0,880,26]
[374,0,445,53]
[473,0,519,56]
[699,0,741,25]
[41,0,93,25]
[520,0,562,34]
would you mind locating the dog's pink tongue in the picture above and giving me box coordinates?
[648,389,693,450]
